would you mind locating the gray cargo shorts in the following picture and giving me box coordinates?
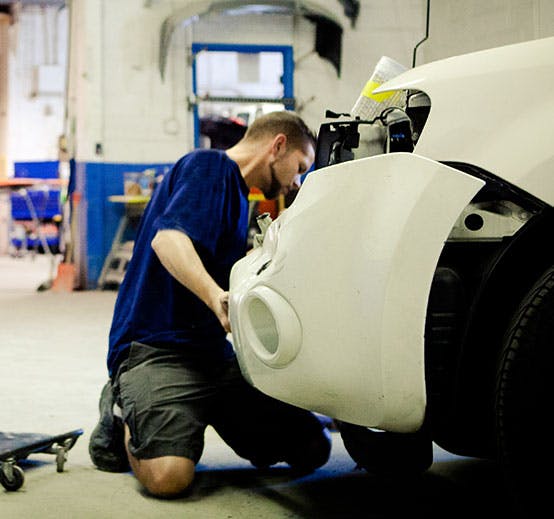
[113,342,330,468]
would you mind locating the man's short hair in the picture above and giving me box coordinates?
[244,111,316,152]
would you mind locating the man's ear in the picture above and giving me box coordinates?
[271,133,288,156]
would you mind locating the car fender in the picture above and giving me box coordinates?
[230,153,484,432]
[374,37,554,205]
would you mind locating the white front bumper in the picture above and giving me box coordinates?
[230,153,484,432]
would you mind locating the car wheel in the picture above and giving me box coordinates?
[337,421,433,477]
[496,265,554,515]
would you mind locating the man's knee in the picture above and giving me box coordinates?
[134,456,196,498]
[124,424,196,497]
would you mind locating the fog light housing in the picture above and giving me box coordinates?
[239,286,301,368]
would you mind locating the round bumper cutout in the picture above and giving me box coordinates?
[239,286,302,368]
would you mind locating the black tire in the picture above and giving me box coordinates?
[496,265,554,516]
[337,421,433,477]
[0,464,25,491]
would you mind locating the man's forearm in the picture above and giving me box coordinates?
[151,229,224,312]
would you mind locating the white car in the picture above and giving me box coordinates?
[229,37,554,511]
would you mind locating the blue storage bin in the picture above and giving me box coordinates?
[10,190,61,220]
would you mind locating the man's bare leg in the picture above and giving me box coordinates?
[124,425,195,498]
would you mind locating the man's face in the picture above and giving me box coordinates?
[264,144,315,200]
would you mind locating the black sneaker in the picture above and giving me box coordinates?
[89,381,130,472]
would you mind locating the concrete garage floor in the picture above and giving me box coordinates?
[0,255,520,518]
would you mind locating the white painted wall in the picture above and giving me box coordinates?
[295,0,426,123]
[7,5,68,171]
[66,0,190,164]
[6,0,554,280]
[7,0,554,168]
[62,0,427,164]
[418,0,554,64]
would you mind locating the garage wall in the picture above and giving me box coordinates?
[67,0,184,164]
[419,0,554,64]
[8,1,554,170]
[294,1,425,125]
[65,0,430,287]
[65,0,554,172]
[67,0,428,165]
[8,0,552,286]
[7,5,68,168]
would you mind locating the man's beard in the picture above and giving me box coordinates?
[264,163,282,200]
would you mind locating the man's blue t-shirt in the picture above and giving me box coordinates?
[107,150,250,377]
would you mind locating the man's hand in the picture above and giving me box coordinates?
[212,291,231,333]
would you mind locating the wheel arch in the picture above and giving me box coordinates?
[436,206,554,456]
